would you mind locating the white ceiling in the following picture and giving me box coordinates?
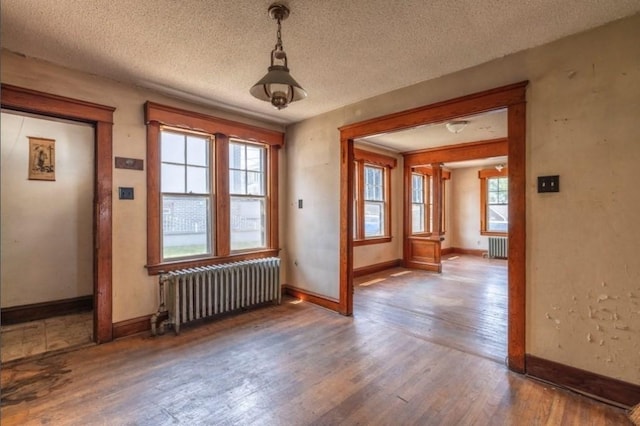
[2,1,640,125]
[357,109,507,153]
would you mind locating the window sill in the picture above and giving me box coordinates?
[145,248,280,275]
[481,231,508,237]
[353,237,392,247]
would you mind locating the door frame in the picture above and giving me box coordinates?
[1,84,115,343]
[338,82,528,372]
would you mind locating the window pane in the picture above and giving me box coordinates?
[364,166,383,201]
[230,197,266,250]
[162,195,210,259]
[186,166,208,194]
[246,145,263,172]
[246,171,264,196]
[412,175,423,203]
[488,192,498,204]
[364,202,383,237]
[161,163,185,193]
[498,177,508,191]
[412,204,424,233]
[488,204,509,232]
[488,178,499,191]
[230,170,246,194]
[161,132,185,164]
[229,143,245,169]
[186,135,208,166]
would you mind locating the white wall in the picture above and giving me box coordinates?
[1,49,284,321]
[450,166,487,251]
[1,112,94,306]
[285,15,640,384]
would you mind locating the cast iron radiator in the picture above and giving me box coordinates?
[488,237,508,259]
[151,257,281,335]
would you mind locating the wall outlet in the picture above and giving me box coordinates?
[119,187,134,200]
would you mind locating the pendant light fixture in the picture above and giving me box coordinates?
[250,3,306,110]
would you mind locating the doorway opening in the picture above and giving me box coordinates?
[339,82,527,372]
[1,85,115,351]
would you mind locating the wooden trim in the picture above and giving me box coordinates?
[353,236,392,247]
[2,84,114,344]
[339,81,528,372]
[112,315,151,339]
[145,102,284,147]
[353,259,402,277]
[1,296,93,324]
[215,134,231,257]
[145,113,280,274]
[0,84,115,123]
[339,138,354,315]
[526,355,640,408]
[339,82,528,140]
[404,138,508,167]
[478,167,508,178]
[284,285,340,312]
[354,148,397,168]
[508,101,526,373]
[146,249,280,275]
[146,121,161,266]
[444,247,486,257]
[412,166,451,180]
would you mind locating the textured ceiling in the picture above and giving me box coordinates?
[2,1,640,125]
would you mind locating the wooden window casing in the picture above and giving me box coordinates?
[145,102,283,275]
[353,148,396,246]
[479,167,508,236]
[411,166,450,237]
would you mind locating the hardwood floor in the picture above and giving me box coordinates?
[354,255,508,364]
[1,263,632,425]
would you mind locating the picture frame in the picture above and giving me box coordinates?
[28,137,56,181]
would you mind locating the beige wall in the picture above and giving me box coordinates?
[1,50,284,322]
[450,166,488,251]
[353,145,403,270]
[1,112,94,306]
[285,15,640,383]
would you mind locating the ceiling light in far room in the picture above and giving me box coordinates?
[250,3,307,110]
[445,120,469,134]
[495,164,505,172]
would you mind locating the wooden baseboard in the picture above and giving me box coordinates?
[283,285,340,312]
[526,354,640,407]
[1,295,93,324]
[112,315,152,339]
[441,247,454,255]
[443,247,486,257]
[353,259,402,277]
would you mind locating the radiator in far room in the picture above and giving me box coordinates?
[488,237,508,259]
[151,257,281,335]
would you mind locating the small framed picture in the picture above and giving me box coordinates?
[28,137,56,181]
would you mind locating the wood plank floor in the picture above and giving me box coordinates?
[1,263,632,425]
[354,255,508,364]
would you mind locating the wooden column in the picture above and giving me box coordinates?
[431,163,443,239]
[215,133,230,257]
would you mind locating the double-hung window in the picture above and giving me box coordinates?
[353,148,396,245]
[410,167,449,236]
[479,167,508,235]
[229,141,267,251]
[145,102,283,274]
[161,130,212,260]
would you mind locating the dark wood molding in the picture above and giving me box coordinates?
[339,81,528,373]
[144,102,284,146]
[146,249,281,275]
[339,82,528,140]
[443,247,485,257]
[353,237,392,247]
[526,355,640,408]
[284,285,340,313]
[404,138,508,167]
[353,259,402,277]
[354,148,398,168]
[112,315,152,339]
[1,84,114,344]
[1,296,93,324]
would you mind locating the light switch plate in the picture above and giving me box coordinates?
[119,187,134,200]
[538,176,559,193]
